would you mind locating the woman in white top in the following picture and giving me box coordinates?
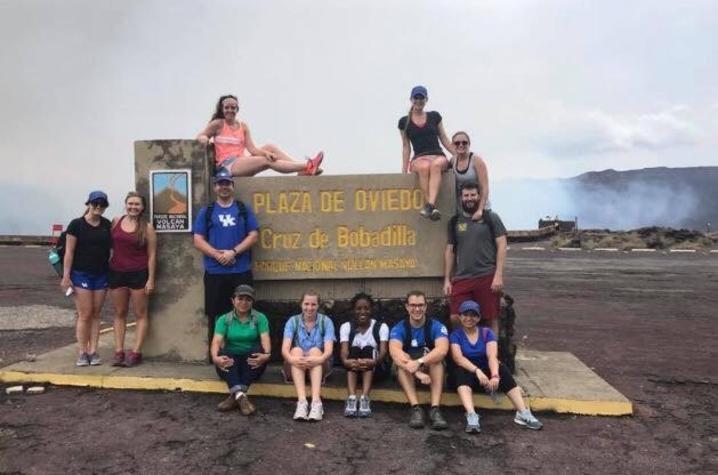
[339,292,389,417]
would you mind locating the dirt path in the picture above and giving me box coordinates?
[1,248,717,474]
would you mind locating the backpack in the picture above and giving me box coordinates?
[54,231,68,261]
[292,314,327,347]
[222,310,261,340]
[348,318,390,379]
[347,319,383,350]
[205,199,248,238]
[402,318,436,353]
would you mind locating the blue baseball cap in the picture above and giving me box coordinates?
[213,170,234,183]
[410,85,428,98]
[458,300,481,316]
[85,190,109,205]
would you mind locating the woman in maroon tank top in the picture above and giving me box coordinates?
[108,192,157,367]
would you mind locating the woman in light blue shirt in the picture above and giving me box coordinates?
[281,291,335,422]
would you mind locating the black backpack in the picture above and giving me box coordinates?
[402,318,436,353]
[347,319,383,350]
[54,231,68,261]
[348,319,390,380]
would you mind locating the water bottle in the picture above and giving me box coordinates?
[48,250,62,277]
[488,388,502,404]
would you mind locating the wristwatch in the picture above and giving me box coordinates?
[417,357,425,365]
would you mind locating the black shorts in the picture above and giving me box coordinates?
[108,269,148,290]
[453,362,517,394]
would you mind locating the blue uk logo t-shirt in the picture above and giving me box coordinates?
[193,202,259,274]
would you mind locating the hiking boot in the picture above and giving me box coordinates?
[429,406,448,430]
[344,396,358,417]
[308,401,324,421]
[465,412,481,433]
[409,406,425,429]
[293,400,309,421]
[112,351,126,367]
[125,351,142,367]
[514,409,543,430]
[76,352,90,367]
[419,204,432,219]
[217,395,238,412]
[237,393,256,416]
[358,396,371,417]
[88,353,102,366]
[429,207,442,221]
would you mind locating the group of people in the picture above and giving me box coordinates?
[60,191,156,368]
[59,88,541,433]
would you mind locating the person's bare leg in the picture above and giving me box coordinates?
[457,385,476,413]
[506,386,528,412]
[307,348,323,403]
[412,160,431,204]
[347,369,358,396]
[428,362,445,407]
[427,156,449,206]
[74,289,94,354]
[129,288,149,353]
[361,369,374,397]
[111,288,129,352]
[289,347,307,401]
[88,290,107,354]
[261,144,312,173]
[396,368,420,405]
[229,156,272,176]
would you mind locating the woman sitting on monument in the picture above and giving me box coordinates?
[197,94,324,176]
[339,292,389,417]
[109,191,157,368]
[449,131,490,220]
[399,85,455,221]
[60,191,113,367]
[281,291,336,422]
[211,284,271,416]
[450,300,543,433]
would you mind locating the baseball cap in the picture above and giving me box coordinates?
[458,300,481,316]
[233,284,255,300]
[213,170,234,183]
[410,85,428,98]
[85,190,109,205]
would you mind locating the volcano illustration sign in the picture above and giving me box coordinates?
[150,170,192,232]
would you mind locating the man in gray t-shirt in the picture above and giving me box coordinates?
[443,182,507,335]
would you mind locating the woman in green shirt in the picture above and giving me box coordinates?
[211,284,271,415]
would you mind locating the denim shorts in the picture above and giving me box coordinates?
[71,270,109,291]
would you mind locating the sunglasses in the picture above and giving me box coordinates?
[412,95,426,100]
[89,200,108,208]
[453,140,469,146]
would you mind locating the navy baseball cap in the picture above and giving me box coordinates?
[85,190,109,205]
[213,170,234,183]
[410,85,428,98]
[458,300,481,316]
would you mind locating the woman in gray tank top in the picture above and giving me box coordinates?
[450,131,489,219]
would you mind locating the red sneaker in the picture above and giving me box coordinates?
[112,351,126,367]
[125,351,142,367]
[304,151,324,176]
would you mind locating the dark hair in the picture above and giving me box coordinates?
[452,131,471,143]
[459,181,480,193]
[210,94,239,121]
[350,292,374,309]
[406,290,426,301]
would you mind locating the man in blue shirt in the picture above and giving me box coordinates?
[389,290,449,430]
[193,171,259,354]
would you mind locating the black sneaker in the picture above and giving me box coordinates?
[419,204,432,219]
[409,406,426,429]
[429,406,448,430]
[429,207,442,221]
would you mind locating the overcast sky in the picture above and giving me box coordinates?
[1,0,716,233]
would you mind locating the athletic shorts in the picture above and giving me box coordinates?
[452,362,516,393]
[450,273,501,321]
[408,154,447,172]
[108,269,148,290]
[217,156,238,173]
[70,270,108,291]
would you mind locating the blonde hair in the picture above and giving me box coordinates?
[125,191,149,246]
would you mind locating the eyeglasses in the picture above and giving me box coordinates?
[453,141,469,146]
[90,200,108,208]
[412,95,426,100]
[407,303,426,308]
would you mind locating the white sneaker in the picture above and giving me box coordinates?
[293,400,309,421]
[344,396,358,417]
[514,409,543,430]
[307,401,324,421]
[358,395,371,417]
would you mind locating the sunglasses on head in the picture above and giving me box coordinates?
[453,140,469,146]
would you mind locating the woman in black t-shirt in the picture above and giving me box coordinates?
[399,85,455,221]
[60,191,113,367]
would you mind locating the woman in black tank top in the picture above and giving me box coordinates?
[398,85,455,221]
